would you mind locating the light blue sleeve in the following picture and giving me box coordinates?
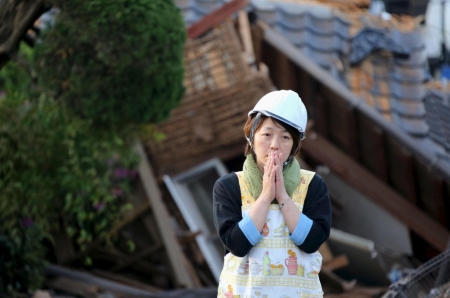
[289,214,313,245]
[238,215,263,245]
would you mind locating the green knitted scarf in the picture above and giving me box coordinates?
[242,154,300,200]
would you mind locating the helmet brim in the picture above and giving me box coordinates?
[249,110,306,140]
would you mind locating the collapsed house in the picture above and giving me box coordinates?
[37,0,450,297]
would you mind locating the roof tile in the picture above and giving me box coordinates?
[392,113,429,136]
[389,80,427,101]
[390,98,426,117]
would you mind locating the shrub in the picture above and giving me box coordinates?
[0,92,139,295]
[33,0,186,126]
[0,225,47,298]
[0,0,186,294]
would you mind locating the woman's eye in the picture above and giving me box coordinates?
[282,136,290,140]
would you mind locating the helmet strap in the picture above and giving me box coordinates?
[283,144,300,167]
[246,112,262,152]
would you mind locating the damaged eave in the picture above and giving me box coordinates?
[260,23,450,183]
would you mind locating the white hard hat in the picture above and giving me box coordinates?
[249,90,307,140]
[246,90,307,166]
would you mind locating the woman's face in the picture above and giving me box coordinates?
[253,117,294,173]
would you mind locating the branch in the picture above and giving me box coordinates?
[0,0,52,70]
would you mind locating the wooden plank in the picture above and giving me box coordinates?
[320,86,359,159]
[273,52,297,90]
[318,242,334,264]
[386,138,418,204]
[140,212,163,244]
[111,243,163,272]
[134,142,195,288]
[415,160,447,226]
[91,269,162,293]
[314,94,328,137]
[250,23,264,67]
[343,107,359,160]
[296,68,316,113]
[46,264,157,298]
[91,247,169,276]
[322,254,349,271]
[45,277,99,298]
[32,291,52,298]
[182,253,204,288]
[356,113,389,182]
[187,0,248,39]
[260,40,280,87]
[238,10,255,65]
[302,128,450,252]
[446,182,450,229]
[53,231,76,265]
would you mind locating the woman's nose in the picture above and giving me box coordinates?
[270,138,279,150]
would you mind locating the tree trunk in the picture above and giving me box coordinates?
[0,0,52,69]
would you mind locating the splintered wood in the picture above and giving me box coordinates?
[146,22,273,176]
[183,22,249,96]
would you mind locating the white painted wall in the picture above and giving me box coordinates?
[316,166,413,255]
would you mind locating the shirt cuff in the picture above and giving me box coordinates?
[289,214,313,245]
[238,215,263,245]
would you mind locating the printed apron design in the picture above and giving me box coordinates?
[218,170,323,298]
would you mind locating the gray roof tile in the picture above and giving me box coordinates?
[174,0,443,145]
[302,46,336,68]
[392,113,429,136]
[390,98,426,117]
[196,0,223,10]
[175,0,193,9]
[424,91,450,149]
[390,29,425,50]
[391,64,428,83]
[371,78,390,95]
[373,94,391,112]
[251,0,351,63]
[389,80,427,101]
[250,0,277,24]
[394,46,427,66]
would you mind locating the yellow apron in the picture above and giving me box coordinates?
[218,170,323,298]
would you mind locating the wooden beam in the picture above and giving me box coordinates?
[53,231,76,265]
[63,200,151,265]
[0,0,52,69]
[134,142,195,288]
[356,114,389,183]
[91,247,169,276]
[45,277,99,298]
[386,138,419,204]
[46,264,156,298]
[91,269,162,293]
[238,10,255,66]
[110,243,163,272]
[187,0,248,39]
[302,128,450,252]
[322,254,349,271]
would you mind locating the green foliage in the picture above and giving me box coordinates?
[0,92,140,294]
[0,0,186,294]
[0,93,139,248]
[0,44,34,103]
[0,225,47,298]
[34,0,186,126]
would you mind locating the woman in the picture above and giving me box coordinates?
[213,90,331,297]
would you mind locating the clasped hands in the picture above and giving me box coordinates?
[260,152,290,205]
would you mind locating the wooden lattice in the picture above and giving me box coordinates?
[146,22,274,176]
